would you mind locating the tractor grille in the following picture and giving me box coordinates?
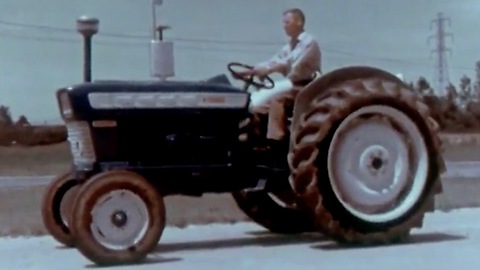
[66,121,96,171]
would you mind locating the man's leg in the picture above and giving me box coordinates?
[263,95,296,168]
[249,78,296,141]
[266,99,288,141]
[266,84,299,140]
[249,78,294,112]
[248,77,294,136]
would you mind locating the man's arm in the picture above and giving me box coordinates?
[287,40,322,82]
[254,47,289,76]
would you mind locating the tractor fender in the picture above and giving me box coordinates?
[290,66,407,137]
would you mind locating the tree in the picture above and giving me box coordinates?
[0,105,13,126]
[15,115,30,127]
[458,75,473,108]
[473,60,480,100]
[414,76,434,95]
[445,83,457,102]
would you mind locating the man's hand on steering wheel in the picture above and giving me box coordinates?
[254,67,272,80]
[227,62,275,90]
[233,67,269,80]
[231,69,255,79]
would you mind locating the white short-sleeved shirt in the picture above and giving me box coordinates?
[256,31,321,82]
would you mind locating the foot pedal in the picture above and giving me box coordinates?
[243,178,268,192]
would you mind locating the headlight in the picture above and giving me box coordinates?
[66,121,96,171]
[56,88,74,119]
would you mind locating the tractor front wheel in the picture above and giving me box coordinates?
[69,170,166,266]
[41,171,81,247]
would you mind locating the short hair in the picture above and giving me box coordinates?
[283,8,305,26]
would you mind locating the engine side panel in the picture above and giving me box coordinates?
[65,80,250,120]
[61,80,261,192]
[89,111,246,166]
[61,81,252,166]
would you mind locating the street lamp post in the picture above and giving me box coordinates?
[76,16,99,82]
[151,0,163,39]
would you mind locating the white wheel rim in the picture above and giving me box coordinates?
[327,104,429,223]
[90,189,150,250]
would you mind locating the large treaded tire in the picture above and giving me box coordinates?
[288,75,444,244]
[232,190,315,234]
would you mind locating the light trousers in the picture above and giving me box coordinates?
[249,78,299,140]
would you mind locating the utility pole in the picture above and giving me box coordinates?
[428,12,453,96]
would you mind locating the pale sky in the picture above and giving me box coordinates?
[0,0,479,123]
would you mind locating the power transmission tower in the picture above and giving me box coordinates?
[428,12,453,96]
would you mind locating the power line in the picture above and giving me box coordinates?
[0,18,475,74]
[0,19,284,46]
[428,12,454,95]
[0,18,449,62]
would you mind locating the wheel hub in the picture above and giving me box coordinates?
[90,190,150,250]
[111,211,128,227]
[371,157,383,170]
[359,145,393,190]
[327,105,429,223]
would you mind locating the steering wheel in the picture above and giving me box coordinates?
[227,62,275,90]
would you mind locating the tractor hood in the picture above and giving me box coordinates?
[58,80,251,120]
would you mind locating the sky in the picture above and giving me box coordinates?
[0,0,479,123]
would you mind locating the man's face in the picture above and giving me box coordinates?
[282,12,301,37]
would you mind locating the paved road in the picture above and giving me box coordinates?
[1,208,479,270]
[442,161,480,178]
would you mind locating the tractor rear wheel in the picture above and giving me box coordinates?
[289,75,444,244]
[232,190,315,234]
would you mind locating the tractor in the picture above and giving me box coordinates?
[41,15,445,266]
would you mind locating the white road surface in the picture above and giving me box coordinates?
[0,161,479,269]
[1,208,480,270]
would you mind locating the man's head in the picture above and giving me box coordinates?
[282,8,305,38]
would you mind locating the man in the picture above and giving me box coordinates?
[235,8,321,152]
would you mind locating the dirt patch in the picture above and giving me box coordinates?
[0,134,476,177]
[0,142,71,176]
[442,143,480,161]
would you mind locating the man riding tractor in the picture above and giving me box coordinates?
[232,8,321,167]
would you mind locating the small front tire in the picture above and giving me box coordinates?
[41,171,80,247]
[70,170,166,266]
